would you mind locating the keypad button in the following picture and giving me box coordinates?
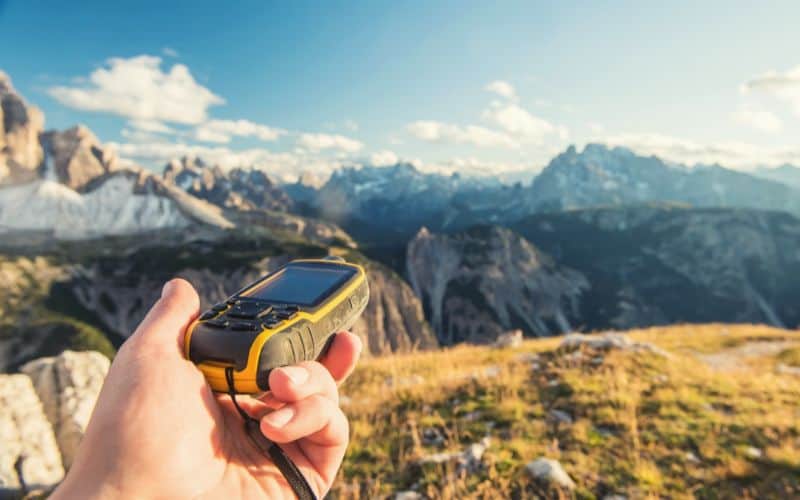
[211,302,228,312]
[275,310,297,321]
[205,318,229,328]
[255,305,274,318]
[262,318,283,329]
[199,311,217,321]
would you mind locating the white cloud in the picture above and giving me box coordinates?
[194,119,285,144]
[742,65,800,116]
[731,106,782,133]
[47,55,224,125]
[297,133,363,153]
[596,132,800,169]
[407,120,518,148]
[109,140,347,181]
[129,119,175,134]
[485,80,517,100]
[482,102,567,144]
[367,150,399,166]
[420,157,543,178]
[162,47,179,58]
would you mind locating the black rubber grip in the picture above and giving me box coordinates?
[255,278,369,390]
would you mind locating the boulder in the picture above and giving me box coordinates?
[493,329,523,349]
[21,350,110,469]
[560,332,671,358]
[0,374,64,494]
[525,457,576,490]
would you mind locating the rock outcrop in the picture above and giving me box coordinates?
[0,374,64,495]
[351,261,438,355]
[40,125,118,190]
[406,226,588,344]
[0,71,44,185]
[21,351,110,469]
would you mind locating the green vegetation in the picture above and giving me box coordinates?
[334,324,800,499]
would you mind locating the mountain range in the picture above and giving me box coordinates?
[2,68,800,367]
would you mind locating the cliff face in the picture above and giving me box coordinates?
[351,261,438,355]
[0,71,45,185]
[406,226,589,345]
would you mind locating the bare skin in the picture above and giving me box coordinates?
[51,278,361,499]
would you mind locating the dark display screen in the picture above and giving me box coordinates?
[244,265,355,306]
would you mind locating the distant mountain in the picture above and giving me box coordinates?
[512,205,800,330]
[528,144,800,215]
[403,206,800,342]
[753,164,800,190]
[163,156,293,212]
[0,170,232,241]
[298,163,527,244]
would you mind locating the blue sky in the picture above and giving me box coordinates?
[2,0,800,179]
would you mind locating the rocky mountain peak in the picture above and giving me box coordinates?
[0,71,45,184]
[163,156,293,213]
[40,125,119,190]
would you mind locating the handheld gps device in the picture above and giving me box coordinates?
[184,257,369,394]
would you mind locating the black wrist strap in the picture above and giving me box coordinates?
[225,367,317,500]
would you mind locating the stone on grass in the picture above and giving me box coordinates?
[547,409,574,425]
[525,457,576,490]
[394,491,424,500]
[493,329,523,349]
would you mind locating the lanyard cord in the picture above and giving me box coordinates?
[225,367,317,500]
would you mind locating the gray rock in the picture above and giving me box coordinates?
[421,427,445,447]
[745,446,762,459]
[525,457,576,490]
[394,492,424,500]
[0,374,64,493]
[560,332,671,358]
[493,329,523,348]
[417,437,490,474]
[21,350,110,469]
[547,409,574,425]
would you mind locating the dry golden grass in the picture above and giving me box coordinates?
[332,324,800,499]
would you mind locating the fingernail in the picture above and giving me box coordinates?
[278,366,309,385]
[161,279,177,298]
[263,407,294,428]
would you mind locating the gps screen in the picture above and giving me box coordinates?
[244,265,355,306]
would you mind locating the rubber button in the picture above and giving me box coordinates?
[199,311,217,321]
[211,302,228,312]
[205,318,229,328]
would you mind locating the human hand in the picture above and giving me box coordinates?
[51,278,361,499]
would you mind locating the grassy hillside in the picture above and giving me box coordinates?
[334,324,800,499]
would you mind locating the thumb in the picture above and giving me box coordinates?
[131,278,200,353]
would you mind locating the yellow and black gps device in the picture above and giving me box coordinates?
[184,257,369,394]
